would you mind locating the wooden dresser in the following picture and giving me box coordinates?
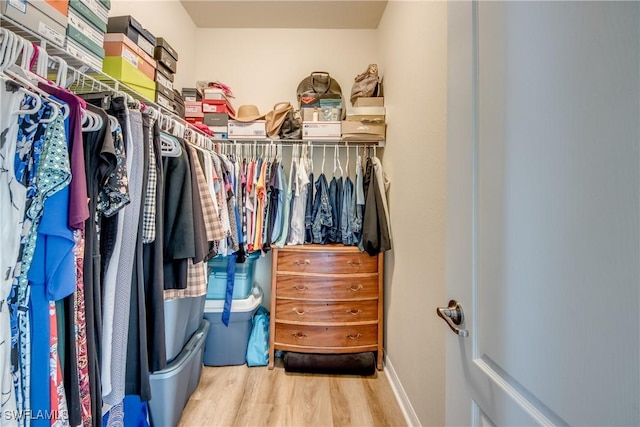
[269,245,384,371]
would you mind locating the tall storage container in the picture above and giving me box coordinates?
[149,319,209,427]
[203,286,263,366]
[163,295,205,362]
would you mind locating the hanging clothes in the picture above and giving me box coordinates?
[361,156,391,256]
[0,79,29,425]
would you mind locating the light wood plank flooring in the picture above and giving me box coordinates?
[179,359,407,427]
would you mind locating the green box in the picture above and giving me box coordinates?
[102,56,156,100]
[69,0,107,32]
[66,24,105,58]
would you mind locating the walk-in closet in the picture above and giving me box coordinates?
[3,1,638,426]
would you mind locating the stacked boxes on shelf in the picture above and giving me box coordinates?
[1,0,68,49]
[104,15,156,101]
[154,38,178,111]
[203,87,236,139]
[182,89,204,129]
[301,99,342,141]
[342,96,386,141]
[203,252,262,366]
[65,0,109,71]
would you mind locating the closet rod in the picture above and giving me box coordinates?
[214,139,384,147]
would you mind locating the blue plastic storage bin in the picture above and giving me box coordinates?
[206,251,260,300]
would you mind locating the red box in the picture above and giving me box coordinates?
[186,117,204,124]
[202,99,235,116]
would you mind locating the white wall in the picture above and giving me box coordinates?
[378,1,447,426]
[194,28,379,118]
[108,0,198,91]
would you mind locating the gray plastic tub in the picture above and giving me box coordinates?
[149,319,209,427]
[164,295,205,362]
[203,286,263,366]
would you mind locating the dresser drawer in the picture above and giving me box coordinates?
[275,275,379,300]
[276,250,378,274]
[275,323,378,348]
[276,299,378,323]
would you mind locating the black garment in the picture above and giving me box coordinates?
[328,176,343,243]
[163,136,195,289]
[304,172,314,244]
[125,112,151,400]
[82,104,116,427]
[144,120,167,373]
[263,161,280,252]
[361,158,391,256]
[98,96,129,284]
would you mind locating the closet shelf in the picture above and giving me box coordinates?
[1,16,386,148]
[0,15,214,142]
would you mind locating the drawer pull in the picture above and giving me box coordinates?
[346,284,364,292]
[346,333,363,340]
[292,308,307,316]
[293,259,311,266]
[347,309,363,316]
[347,260,363,268]
[292,285,308,291]
[291,332,307,339]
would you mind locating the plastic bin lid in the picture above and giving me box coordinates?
[204,285,263,313]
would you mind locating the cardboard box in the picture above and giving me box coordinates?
[203,88,229,101]
[185,117,203,124]
[67,10,105,58]
[302,121,341,140]
[354,97,384,107]
[102,56,156,100]
[207,125,228,135]
[66,37,103,71]
[107,15,156,57]
[341,121,386,141]
[155,37,178,62]
[45,0,69,16]
[3,0,67,48]
[228,120,266,138]
[155,69,174,101]
[202,99,235,116]
[104,33,156,65]
[346,106,386,123]
[182,88,201,102]
[69,0,106,32]
[157,63,174,81]
[103,36,156,80]
[185,102,203,118]
[203,113,228,127]
[74,0,108,24]
[155,91,173,110]
[153,45,177,74]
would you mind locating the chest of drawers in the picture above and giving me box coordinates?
[268,245,384,371]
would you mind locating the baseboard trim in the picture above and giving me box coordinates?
[384,353,421,427]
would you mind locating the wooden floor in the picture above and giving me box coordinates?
[179,358,407,427]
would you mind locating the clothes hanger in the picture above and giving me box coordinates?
[161,132,182,157]
[345,143,350,177]
[336,144,343,177]
[322,144,326,174]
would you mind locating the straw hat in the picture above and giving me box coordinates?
[231,105,265,122]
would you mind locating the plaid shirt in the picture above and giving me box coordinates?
[190,146,225,243]
[164,259,207,299]
[142,117,157,243]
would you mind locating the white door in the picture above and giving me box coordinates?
[445,1,639,426]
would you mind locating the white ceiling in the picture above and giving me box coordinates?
[180,0,388,29]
